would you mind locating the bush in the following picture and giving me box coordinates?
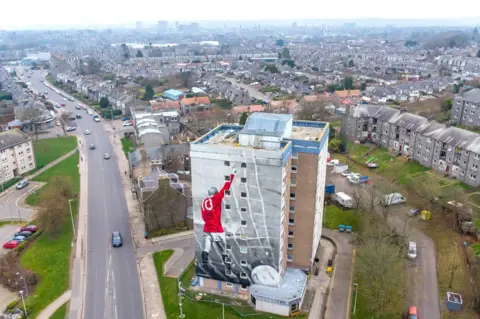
[6,299,18,310]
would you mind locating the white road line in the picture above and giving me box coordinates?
[15,184,41,210]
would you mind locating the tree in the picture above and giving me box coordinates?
[179,71,194,88]
[239,112,249,125]
[143,85,154,100]
[99,97,110,109]
[360,82,367,91]
[343,76,354,90]
[59,112,71,136]
[282,59,295,68]
[136,50,143,58]
[264,64,279,74]
[311,66,319,72]
[238,55,243,61]
[37,176,74,237]
[329,138,342,153]
[19,107,45,140]
[441,98,453,113]
[120,43,130,59]
[296,101,330,121]
[348,59,354,67]
[281,47,290,59]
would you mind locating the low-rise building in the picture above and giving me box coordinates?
[163,89,185,101]
[0,129,36,183]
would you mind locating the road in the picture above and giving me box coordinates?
[223,76,269,101]
[27,70,143,319]
[328,172,440,319]
[0,182,42,221]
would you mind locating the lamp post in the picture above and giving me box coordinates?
[68,199,76,240]
[16,272,28,297]
[353,282,359,315]
[19,290,27,317]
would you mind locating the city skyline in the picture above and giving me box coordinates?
[1,0,479,30]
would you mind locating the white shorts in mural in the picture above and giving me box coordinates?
[203,232,226,253]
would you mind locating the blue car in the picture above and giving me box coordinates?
[11,236,25,242]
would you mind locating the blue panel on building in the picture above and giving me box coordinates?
[217,280,222,291]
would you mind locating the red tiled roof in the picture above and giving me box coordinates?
[232,105,265,114]
[150,100,181,110]
[334,90,361,98]
[182,97,211,106]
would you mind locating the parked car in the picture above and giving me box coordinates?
[89,144,96,150]
[16,179,29,190]
[382,193,407,206]
[121,117,131,121]
[60,103,66,106]
[3,241,20,249]
[123,121,133,126]
[341,170,352,177]
[408,306,418,319]
[367,162,379,168]
[104,153,110,160]
[327,159,339,167]
[94,117,101,122]
[14,231,32,238]
[76,114,82,119]
[20,225,38,233]
[56,121,61,126]
[112,231,122,247]
[407,208,421,217]
[11,236,25,242]
[84,129,91,135]
[66,126,76,132]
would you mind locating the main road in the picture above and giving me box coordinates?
[26,69,143,319]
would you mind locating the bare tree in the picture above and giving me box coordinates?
[295,101,330,121]
[59,112,70,136]
[18,107,45,140]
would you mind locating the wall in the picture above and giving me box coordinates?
[191,144,285,286]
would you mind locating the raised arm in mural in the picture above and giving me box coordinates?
[201,169,236,272]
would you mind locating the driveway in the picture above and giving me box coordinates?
[0,182,43,222]
[328,170,440,319]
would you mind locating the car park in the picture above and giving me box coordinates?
[3,241,20,249]
[84,129,91,135]
[104,153,110,160]
[16,179,29,189]
[20,225,38,233]
[112,231,122,247]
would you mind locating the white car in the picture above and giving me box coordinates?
[123,121,133,126]
[381,193,407,206]
[63,98,67,101]
[56,121,61,126]
[87,110,93,115]
[85,129,91,135]
[342,170,360,178]
[94,117,101,122]
[327,159,339,167]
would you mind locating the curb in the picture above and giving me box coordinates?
[321,234,339,319]
[151,230,194,243]
[136,255,148,319]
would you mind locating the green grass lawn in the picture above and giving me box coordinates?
[49,301,68,319]
[20,153,79,317]
[323,204,361,231]
[25,153,80,206]
[121,138,134,159]
[32,136,77,170]
[153,250,302,319]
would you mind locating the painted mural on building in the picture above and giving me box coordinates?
[193,161,282,286]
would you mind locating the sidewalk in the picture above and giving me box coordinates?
[36,290,71,319]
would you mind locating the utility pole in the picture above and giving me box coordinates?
[19,290,27,317]
[178,270,185,318]
[17,273,28,297]
[353,282,358,315]
[68,199,76,240]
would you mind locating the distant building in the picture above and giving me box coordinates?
[190,113,329,316]
[0,129,36,183]
[157,21,168,30]
[163,89,185,101]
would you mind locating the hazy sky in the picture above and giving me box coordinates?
[1,0,479,29]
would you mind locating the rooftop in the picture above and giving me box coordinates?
[290,124,325,141]
[250,267,307,303]
[0,129,31,151]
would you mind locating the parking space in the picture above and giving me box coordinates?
[0,224,22,256]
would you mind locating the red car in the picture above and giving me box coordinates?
[408,306,418,319]
[20,225,38,233]
[61,103,66,106]
[3,241,20,249]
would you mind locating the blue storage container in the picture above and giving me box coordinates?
[325,183,335,194]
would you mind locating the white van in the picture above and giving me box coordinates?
[332,192,353,209]
[408,241,417,260]
[381,193,406,206]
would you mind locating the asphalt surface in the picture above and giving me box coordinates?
[26,70,143,319]
[328,171,440,319]
[0,182,41,221]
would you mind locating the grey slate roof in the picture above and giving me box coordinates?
[0,129,30,151]
[462,88,480,103]
[389,112,428,131]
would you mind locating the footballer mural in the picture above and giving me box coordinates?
[193,164,283,287]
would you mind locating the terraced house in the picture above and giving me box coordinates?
[342,104,480,187]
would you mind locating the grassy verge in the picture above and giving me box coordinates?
[148,222,190,238]
[25,153,79,206]
[20,153,79,317]
[49,301,68,319]
[121,137,134,159]
[323,204,361,231]
[32,136,77,170]
[153,250,300,319]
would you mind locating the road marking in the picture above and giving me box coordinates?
[15,184,41,210]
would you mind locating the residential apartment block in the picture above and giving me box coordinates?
[342,104,480,187]
[0,129,36,183]
[190,113,329,316]
[452,88,480,128]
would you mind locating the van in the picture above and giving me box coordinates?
[332,192,353,209]
[408,241,417,260]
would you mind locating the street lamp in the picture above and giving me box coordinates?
[16,273,28,297]
[353,282,359,315]
[19,290,27,317]
[68,199,76,240]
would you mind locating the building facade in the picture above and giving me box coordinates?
[452,88,480,128]
[190,113,328,316]
[342,104,480,187]
[0,129,36,183]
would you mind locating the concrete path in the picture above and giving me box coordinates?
[36,290,71,319]
[322,229,355,319]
